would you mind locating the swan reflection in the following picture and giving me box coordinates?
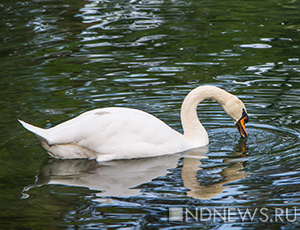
[182,152,247,199]
[23,143,247,200]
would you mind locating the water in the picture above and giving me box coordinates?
[1,0,300,229]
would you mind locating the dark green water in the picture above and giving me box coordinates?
[1,0,300,229]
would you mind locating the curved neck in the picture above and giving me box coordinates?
[180,85,232,147]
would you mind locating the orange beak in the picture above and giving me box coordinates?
[236,115,248,138]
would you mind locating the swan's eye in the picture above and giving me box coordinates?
[242,108,249,123]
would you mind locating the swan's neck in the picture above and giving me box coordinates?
[180,85,233,147]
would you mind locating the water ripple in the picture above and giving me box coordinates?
[3,0,300,228]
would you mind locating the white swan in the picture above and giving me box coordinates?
[19,85,249,161]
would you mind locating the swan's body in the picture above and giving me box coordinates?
[19,85,249,161]
[20,107,192,161]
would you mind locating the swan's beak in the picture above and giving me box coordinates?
[235,110,249,138]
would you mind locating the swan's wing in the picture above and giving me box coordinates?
[45,107,184,152]
[44,108,117,145]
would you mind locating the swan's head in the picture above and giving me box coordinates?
[223,97,249,138]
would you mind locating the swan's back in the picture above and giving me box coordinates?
[20,107,190,161]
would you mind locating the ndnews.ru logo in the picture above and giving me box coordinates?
[169,207,297,223]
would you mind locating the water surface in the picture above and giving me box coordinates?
[1,0,300,229]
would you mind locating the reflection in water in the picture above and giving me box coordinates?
[23,142,247,200]
[183,140,247,199]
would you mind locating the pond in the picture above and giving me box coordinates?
[1,0,300,229]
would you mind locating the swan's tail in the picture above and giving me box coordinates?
[18,119,48,141]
